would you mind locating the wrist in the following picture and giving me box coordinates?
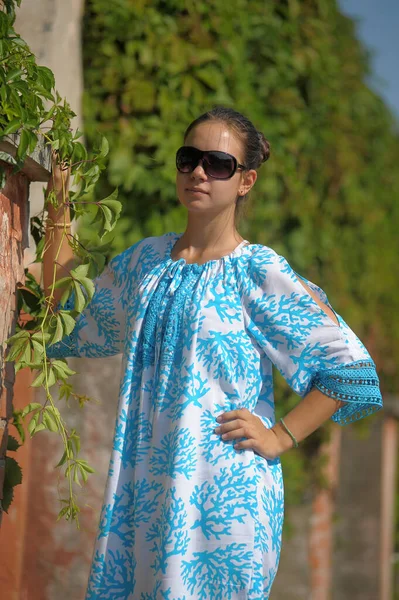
[271,421,297,453]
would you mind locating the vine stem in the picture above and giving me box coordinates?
[65,200,101,206]
[40,163,78,526]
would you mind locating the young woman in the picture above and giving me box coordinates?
[45,107,382,599]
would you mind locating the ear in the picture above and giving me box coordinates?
[238,169,257,196]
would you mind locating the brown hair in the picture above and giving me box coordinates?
[184,106,270,222]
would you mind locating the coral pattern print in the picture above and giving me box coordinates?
[47,232,382,599]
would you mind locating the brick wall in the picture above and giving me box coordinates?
[0,166,30,522]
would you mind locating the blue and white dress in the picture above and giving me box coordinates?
[48,232,382,599]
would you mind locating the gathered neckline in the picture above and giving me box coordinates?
[167,232,251,268]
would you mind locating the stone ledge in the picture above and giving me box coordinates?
[0,133,51,182]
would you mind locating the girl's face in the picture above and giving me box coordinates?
[175,121,256,216]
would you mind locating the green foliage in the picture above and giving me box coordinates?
[81,0,399,381]
[2,457,22,512]
[81,0,399,508]
[0,0,122,525]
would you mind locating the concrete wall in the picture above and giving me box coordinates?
[333,415,383,600]
[21,355,121,599]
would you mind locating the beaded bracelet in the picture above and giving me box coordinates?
[279,417,299,448]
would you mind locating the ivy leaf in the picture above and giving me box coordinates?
[1,486,14,514]
[96,189,121,235]
[70,430,81,456]
[12,410,25,444]
[33,423,47,434]
[55,449,68,468]
[59,381,73,403]
[6,329,30,346]
[36,65,55,91]
[78,459,95,474]
[27,412,40,436]
[42,407,59,433]
[2,457,22,512]
[47,367,57,388]
[73,280,86,313]
[20,339,32,365]
[21,402,42,419]
[72,263,90,279]
[5,456,23,487]
[6,333,31,363]
[7,435,21,452]
[31,331,51,344]
[51,359,76,379]
[58,311,76,336]
[41,104,56,123]
[16,128,30,161]
[98,204,112,229]
[60,286,73,308]
[99,136,109,158]
[78,277,95,302]
[49,314,64,345]
[30,338,45,359]
[73,465,82,487]
[52,276,73,290]
[2,118,21,136]
[30,369,46,388]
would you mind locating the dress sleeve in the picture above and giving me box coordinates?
[241,246,383,425]
[46,241,141,359]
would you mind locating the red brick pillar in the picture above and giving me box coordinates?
[0,165,30,525]
[309,424,342,600]
[0,142,51,599]
[0,367,34,600]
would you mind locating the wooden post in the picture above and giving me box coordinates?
[379,396,399,600]
[309,423,342,600]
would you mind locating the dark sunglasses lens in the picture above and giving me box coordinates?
[176,147,199,173]
[176,147,236,179]
[205,151,235,179]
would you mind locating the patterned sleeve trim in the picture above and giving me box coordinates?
[312,359,383,425]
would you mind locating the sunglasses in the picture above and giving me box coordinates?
[176,146,247,180]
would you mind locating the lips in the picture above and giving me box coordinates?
[186,188,209,194]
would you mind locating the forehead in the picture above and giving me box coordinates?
[185,122,243,158]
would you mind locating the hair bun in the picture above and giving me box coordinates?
[257,131,271,163]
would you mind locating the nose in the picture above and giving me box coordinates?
[190,158,207,179]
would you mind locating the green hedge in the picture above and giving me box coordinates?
[81,0,399,505]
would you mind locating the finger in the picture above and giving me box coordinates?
[220,427,248,441]
[234,439,254,450]
[217,408,249,422]
[215,419,245,434]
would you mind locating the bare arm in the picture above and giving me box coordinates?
[271,387,344,453]
[43,154,75,306]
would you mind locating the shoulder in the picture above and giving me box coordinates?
[243,244,333,313]
[108,233,175,282]
[245,244,296,285]
[109,234,169,268]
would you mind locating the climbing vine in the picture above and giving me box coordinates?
[0,0,121,525]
